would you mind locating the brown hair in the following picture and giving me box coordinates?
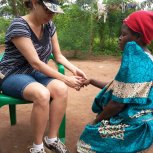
[24,0,33,9]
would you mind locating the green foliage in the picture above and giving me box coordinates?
[54,4,91,52]
[0,0,146,57]
[148,42,153,54]
[103,0,129,4]
[0,32,5,44]
[0,17,11,44]
[0,0,27,17]
[76,0,96,6]
[0,17,11,33]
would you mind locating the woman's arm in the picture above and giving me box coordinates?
[11,37,82,90]
[51,32,87,79]
[92,100,125,124]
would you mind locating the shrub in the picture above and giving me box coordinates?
[0,17,11,45]
[0,33,5,44]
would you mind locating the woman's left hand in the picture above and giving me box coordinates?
[74,68,87,79]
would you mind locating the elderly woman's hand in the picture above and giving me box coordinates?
[82,79,91,86]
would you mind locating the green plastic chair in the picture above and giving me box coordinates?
[0,52,66,143]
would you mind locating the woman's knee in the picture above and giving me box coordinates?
[49,80,68,99]
[35,88,50,105]
[23,83,51,106]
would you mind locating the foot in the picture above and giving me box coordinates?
[44,136,70,153]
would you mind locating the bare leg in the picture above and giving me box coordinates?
[23,82,50,144]
[47,79,68,138]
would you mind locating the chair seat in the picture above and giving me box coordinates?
[0,93,32,107]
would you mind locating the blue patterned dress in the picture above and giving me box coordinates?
[77,42,153,153]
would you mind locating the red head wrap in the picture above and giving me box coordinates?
[123,10,153,44]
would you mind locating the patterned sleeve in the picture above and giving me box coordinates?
[5,17,31,42]
[47,21,56,37]
[111,41,153,104]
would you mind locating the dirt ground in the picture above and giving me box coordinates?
[0,47,153,153]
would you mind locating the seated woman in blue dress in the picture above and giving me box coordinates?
[77,10,153,153]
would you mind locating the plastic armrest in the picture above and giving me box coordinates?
[0,52,4,61]
[48,54,65,75]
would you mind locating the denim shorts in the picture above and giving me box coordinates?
[0,71,54,99]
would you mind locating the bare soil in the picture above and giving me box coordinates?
[0,47,153,153]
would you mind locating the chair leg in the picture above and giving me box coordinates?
[9,105,16,125]
[59,115,66,143]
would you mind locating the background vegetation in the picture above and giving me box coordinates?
[0,0,152,57]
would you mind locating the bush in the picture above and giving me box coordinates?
[0,17,11,45]
[0,33,5,44]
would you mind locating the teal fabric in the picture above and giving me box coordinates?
[77,42,153,153]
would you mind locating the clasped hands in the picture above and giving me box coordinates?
[65,68,90,91]
[65,76,88,91]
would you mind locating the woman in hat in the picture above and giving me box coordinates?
[77,10,153,153]
[0,0,87,153]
